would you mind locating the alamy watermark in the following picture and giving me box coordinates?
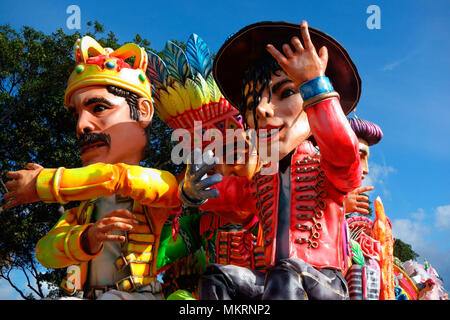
[66,265,81,291]
[366,5,381,30]
[66,5,81,30]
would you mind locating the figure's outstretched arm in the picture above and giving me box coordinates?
[2,162,181,209]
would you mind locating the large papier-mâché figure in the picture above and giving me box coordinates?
[2,36,189,299]
[145,34,264,298]
[181,21,363,300]
[344,117,384,299]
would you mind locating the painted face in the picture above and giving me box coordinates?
[68,86,149,166]
[358,138,370,178]
[215,145,259,179]
[244,70,311,160]
[209,130,260,179]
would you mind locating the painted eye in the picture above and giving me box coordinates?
[280,89,296,99]
[93,104,109,113]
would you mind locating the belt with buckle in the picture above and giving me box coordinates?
[115,276,137,292]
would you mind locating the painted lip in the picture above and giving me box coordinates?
[258,125,284,140]
[79,142,108,155]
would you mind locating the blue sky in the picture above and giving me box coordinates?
[0,0,449,299]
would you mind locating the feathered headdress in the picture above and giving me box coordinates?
[146,34,243,146]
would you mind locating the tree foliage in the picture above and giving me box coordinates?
[394,238,419,262]
[0,22,180,299]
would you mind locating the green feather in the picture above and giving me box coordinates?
[164,41,191,84]
[350,239,365,266]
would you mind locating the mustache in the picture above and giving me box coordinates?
[77,132,111,150]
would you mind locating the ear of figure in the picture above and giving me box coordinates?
[138,98,154,128]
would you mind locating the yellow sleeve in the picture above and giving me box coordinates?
[35,163,181,208]
[35,207,101,268]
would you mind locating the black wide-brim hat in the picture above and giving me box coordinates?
[213,21,361,115]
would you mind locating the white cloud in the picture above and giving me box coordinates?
[381,48,422,71]
[393,205,450,252]
[363,162,396,199]
[435,205,450,231]
[392,217,431,252]
[382,60,405,71]
[412,208,426,221]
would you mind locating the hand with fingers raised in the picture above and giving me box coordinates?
[344,186,374,215]
[81,209,140,255]
[265,20,329,88]
[2,163,44,211]
[180,148,223,206]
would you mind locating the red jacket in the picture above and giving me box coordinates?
[201,97,362,270]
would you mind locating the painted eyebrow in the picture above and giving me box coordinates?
[271,79,292,94]
[84,97,114,107]
[359,148,368,156]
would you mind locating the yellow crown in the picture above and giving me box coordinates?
[64,36,151,107]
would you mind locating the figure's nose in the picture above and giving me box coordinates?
[76,110,96,137]
[255,99,274,121]
[361,158,369,176]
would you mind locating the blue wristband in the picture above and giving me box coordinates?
[299,76,334,101]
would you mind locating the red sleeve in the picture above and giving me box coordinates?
[306,97,362,192]
[200,175,257,225]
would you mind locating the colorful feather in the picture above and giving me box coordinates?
[195,73,210,104]
[350,239,365,266]
[164,41,190,84]
[185,34,213,79]
[146,51,168,90]
[185,78,204,109]
[206,73,222,103]
[151,86,159,100]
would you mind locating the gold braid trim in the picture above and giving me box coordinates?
[303,92,340,110]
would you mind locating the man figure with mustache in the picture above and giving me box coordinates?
[344,117,383,217]
[182,20,363,300]
[1,37,210,299]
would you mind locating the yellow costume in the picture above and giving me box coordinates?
[35,163,180,294]
[33,36,182,297]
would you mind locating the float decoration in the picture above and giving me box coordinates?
[403,259,446,300]
[146,34,243,147]
[347,216,381,261]
[371,196,396,300]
